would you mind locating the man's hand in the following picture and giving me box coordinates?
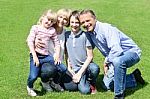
[104,63,108,75]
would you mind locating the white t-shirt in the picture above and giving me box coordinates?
[48,28,66,61]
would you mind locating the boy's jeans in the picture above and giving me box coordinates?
[103,51,140,95]
[63,63,100,94]
[27,53,67,88]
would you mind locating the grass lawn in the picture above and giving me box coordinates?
[0,0,150,98]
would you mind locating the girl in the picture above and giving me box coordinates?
[36,8,72,92]
[26,9,60,96]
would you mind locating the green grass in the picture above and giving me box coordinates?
[0,0,150,98]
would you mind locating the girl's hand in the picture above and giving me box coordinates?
[33,56,39,67]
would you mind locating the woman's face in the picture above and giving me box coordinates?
[70,16,80,33]
[57,15,68,27]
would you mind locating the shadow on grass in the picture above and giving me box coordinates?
[125,81,149,97]
[96,74,107,92]
[96,74,149,97]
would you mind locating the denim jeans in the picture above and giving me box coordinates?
[63,63,100,94]
[27,53,66,88]
[103,51,140,95]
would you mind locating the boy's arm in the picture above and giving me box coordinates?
[73,46,93,83]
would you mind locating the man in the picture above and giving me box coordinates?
[79,9,145,99]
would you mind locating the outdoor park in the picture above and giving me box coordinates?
[0,0,150,98]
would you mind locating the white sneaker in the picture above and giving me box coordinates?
[41,81,53,92]
[27,86,37,96]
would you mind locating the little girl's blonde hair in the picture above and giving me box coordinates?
[37,9,57,25]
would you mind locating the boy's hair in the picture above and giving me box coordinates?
[80,9,96,19]
[57,8,72,27]
[70,10,80,22]
[38,9,57,25]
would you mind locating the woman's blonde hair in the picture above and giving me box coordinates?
[57,8,72,27]
[37,9,57,25]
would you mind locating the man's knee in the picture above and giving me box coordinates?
[112,57,125,69]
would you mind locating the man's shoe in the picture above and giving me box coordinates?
[132,68,145,85]
[50,81,64,92]
[114,93,124,99]
[27,86,37,96]
[90,84,97,94]
[41,81,53,92]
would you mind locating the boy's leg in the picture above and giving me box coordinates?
[87,63,100,86]
[63,71,78,91]
[78,74,91,94]
[87,63,100,94]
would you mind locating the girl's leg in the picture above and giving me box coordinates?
[27,54,40,88]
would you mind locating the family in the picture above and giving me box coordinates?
[26,9,145,99]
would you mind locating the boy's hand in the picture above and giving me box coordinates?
[73,73,82,83]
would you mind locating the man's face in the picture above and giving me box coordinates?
[79,12,96,32]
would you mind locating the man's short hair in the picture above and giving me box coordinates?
[80,9,96,18]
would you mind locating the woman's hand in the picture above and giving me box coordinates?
[53,54,61,65]
[35,38,45,49]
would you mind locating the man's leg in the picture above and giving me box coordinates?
[112,51,140,96]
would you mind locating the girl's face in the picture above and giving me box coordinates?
[41,16,54,29]
[57,15,68,27]
[70,16,80,33]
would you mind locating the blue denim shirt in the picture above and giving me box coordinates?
[88,21,141,63]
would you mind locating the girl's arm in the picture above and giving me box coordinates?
[26,25,39,66]
[73,46,93,83]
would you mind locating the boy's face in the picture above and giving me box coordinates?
[57,15,68,27]
[42,16,53,28]
[70,16,80,33]
[79,12,96,32]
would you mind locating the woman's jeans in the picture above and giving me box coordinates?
[63,63,100,94]
[27,53,67,88]
[103,51,140,95]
